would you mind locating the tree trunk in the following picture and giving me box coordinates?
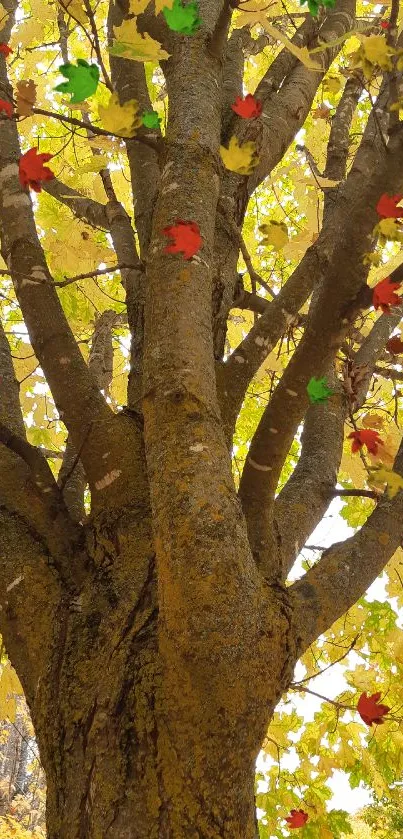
[27,524,296,839]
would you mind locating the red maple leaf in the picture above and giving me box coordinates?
[372,277,401,312]
[0,99,12,118]
[387,334,403,354]
[348,428,383,454]
[357,692,390,726]
[376,193,403,218]
[162,220,202,260]
[18,148,54,193]
[0,43,12,57]
[380,20,390,29]
[231,94,262,119]
[285,809,308,829]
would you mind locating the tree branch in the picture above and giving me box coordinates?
[41,177,109,230]
[291,437,403,653]
[238,117,403,571]
[0,77,141,508]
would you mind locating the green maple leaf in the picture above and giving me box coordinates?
[307,376,334,403]
[54,59,99,104]
[300,0,335,16]
[300,0,319,16]
[142,110,161,129]
[162,0,201,35]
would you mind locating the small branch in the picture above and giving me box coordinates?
[374,365,403,382]
[218,202,276,297]
[82,0,113,91]
[290,684,356,711]
[0,421,66,514]
[25,108,162,152]
[58,422,93,493]
[0,263,141,287]
[292,635,359,685]
[329,488,380,499]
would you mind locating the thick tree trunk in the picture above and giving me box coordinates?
[26,515,296,839]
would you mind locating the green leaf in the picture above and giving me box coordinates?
[162,0,201,34]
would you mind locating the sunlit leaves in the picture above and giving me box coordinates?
[110,20,170,61]
[351,35,395,79]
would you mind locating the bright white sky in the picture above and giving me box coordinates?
[257,495,397,817]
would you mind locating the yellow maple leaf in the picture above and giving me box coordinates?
[259,221,289,251]
[368,466,403,499]
[362,413,385,430]
[352,35,395,79]
[362,251,381,267]
[76,154,109,173]
[220,136,259,175]
[110,20,170,62]
[374,218,403,244]
[323,75,343,95]
[99,92,142,138]
[362,35,393,68]
[58,0,87,26]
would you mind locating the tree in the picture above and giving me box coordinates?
[349,792,403,838]
[0,0,403,835]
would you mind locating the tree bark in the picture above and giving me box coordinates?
[28,522,296,839]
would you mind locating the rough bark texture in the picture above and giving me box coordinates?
[1,0,403,835]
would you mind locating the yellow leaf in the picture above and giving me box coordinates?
[263,23,322,71]
[99,92,142,138]
[352,35,395,79]
[374,218,403,243]
[323,75,343,95]
[362,413,385,430]
[76,155,108,173]
[220,135,259,175]
[110,20,170,62]
[361,34,393,69]
[259,221,289,251]
[58,0,87,25]
[368,466,403,498]
[362,251,381,267]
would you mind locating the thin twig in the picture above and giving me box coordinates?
[24,108,161,152]
[290,684,356,711]
[0,262,141,287]
[82,0,113,91]
[218,201,276,297]
[292,635,359,685]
